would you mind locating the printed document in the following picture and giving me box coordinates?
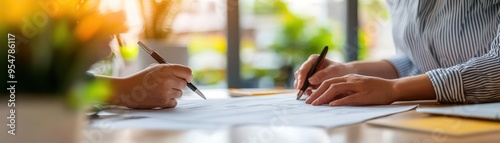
[96,94,417,130]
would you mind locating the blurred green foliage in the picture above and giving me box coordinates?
[187,0,390,87]
[189,35,227,55]
[189,35,227,85]
[358,0,391,60]
[268,1,342,87]
[270,1,341,67]
[120,44,140,61]
[193,69,226,85]
[360,0,390,21]
[68,79,111,108]
[1,0,126,109]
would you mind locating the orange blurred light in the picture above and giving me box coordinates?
[75,15,103,42]
[5,0,37,25]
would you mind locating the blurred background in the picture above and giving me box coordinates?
[91,0,396,89]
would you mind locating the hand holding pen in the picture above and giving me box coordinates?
[138,41,206,100]
[295,46,329,100]
[89,36,195,109]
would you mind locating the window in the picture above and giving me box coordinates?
[95,0,395,89]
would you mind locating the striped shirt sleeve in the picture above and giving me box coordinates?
[386,55,422,78]
[426,25,500,104]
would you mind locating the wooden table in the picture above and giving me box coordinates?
[83,90,500,143]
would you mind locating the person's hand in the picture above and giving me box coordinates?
[110,64,192,109]
[306,74,397,106]
[294,55,356,95]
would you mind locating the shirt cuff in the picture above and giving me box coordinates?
[426,68,466,103]
[386,55,415,78]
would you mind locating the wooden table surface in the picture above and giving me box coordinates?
[83,90,500,143]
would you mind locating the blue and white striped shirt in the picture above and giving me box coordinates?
[386,0,500,103]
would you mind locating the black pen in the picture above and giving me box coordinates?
[297,46,329,100]
[137,41,207,100]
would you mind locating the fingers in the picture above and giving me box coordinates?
[146,89,181,108]
[308,70,331,85]
[162,64,193,83]
[119,64,191,109]
[148,63,159,68]
[156,88,182,108]
[328,93,364,106]
[294,55,319,89]
[293,78,299,89]
[133,91,181,109]
[306,84,330,104]
[158,90,180,108]
[305,89,313,96]
[311,83,356,106]
[166,88,183,99]
[167,99,178,108]
[167,76,188,90]
[306,77,348,104]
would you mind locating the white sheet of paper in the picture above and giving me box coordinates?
[417,102,500,120]
[90,117,228,130]
[95,94,416,130]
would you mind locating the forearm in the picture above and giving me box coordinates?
[348,60,399,79]
[94,75,126,104]
[392,74,436,101]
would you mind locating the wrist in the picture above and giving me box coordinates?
[346,60,399,79]
[345,62,359,74]
[390,74,437,101]
[391,78,404,101]
[96,76,127,104]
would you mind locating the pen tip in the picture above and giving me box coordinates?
[296,91,304,100]
[195,90,207,100]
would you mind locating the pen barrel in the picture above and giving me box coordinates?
[187,83,197,91]
[151,52,168,64]
[300,67,317,91]
[299,46,328,91]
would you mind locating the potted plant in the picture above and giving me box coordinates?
[269,1,341,87]
[135,0,188,70]
[1,0,126,142]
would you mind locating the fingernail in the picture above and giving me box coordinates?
[312,101,319,106]
[309,77,317,83]
[305,99,312,104]
[329,101,339,106]
[329,102,336,106]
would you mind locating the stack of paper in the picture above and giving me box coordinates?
[91,94,417,130]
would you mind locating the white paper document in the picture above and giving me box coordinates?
[417,102,500,120]
[94,94,416,130]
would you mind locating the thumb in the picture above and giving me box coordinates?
[308,70,331,84]
[148,63,159,68]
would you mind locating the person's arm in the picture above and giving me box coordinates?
[93,64,193,109]
[299,49,436,105]
[350,58,438,101]
[312,24,500,106]
[392,74,436,101]
[294,54,415,90]
[304,72,437,106]
[424,27,500,104]
[348,60,399,79]
[93,75,125,104]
